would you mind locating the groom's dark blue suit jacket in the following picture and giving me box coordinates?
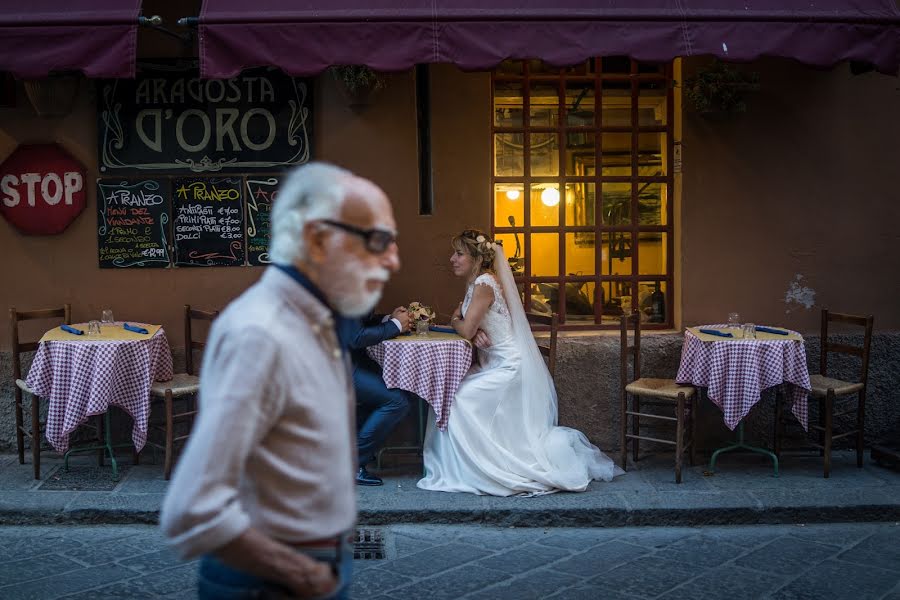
[337,314,403,375]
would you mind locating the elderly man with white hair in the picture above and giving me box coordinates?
[160,162,400,599]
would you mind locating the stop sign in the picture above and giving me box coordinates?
[0,144,86,235]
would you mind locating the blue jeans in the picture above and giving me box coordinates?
[197,538,353,600]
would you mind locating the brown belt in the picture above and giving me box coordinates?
[288,532,353,550]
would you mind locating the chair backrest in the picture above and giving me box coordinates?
[184,304,219,375]
[819,309,874,385]
[526,311,558,378]
[620,312,641,391]
[9,304,71,386]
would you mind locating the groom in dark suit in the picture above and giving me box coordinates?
[346,306,415,486]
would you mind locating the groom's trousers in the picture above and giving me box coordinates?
[354,356,413,466]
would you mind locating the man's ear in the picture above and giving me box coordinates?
[303,221,329,265]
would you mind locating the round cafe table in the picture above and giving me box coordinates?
[676,324,811,476]
[24,322,174,478]
[366,331,473,433]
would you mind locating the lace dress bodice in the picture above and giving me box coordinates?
[462,273,512,343]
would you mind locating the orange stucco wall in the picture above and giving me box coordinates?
[0,63,492,353]
[680,57,900,332]
[2,56,898,356]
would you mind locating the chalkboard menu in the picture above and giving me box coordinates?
[245,177,279,265]
[97,179,170,268]
[172,177,245,267]
[97,62,313,174]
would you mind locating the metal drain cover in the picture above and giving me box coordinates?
[354,528,384,560]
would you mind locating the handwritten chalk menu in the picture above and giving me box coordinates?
[172,177,245,267]
[245,177,279,265]
[97,179,170,268]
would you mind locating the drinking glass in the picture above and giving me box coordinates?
[742,323,756,339]
[87,320,102,336]
[101,309,115,324]
[727,312,741,330]
[416,320,430,336]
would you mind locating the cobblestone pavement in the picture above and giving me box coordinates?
[1,522,898,599]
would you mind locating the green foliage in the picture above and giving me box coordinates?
[684,60,760,114]
[330,65,386,96]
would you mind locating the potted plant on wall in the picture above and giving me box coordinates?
[684,60,760,117]
[24,74,81,118]
[329,65,386,109]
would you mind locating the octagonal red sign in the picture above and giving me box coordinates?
[0,144,86,235]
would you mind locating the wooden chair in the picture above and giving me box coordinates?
[526,311,559,378]
[144,304,218,479]
[775,309,873,478]
[10,305,72,479]
[620,312,696,483]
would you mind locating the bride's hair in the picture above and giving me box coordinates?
[452,228,501,275]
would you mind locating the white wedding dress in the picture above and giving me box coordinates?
[418,247,622,496]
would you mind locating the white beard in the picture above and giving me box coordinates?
[333,287,383,318]
[327,262,391,318]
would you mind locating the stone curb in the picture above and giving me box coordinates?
[3,503,899,528]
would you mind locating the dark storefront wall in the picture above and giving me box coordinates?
[680,57,900,333]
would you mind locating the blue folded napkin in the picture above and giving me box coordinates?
[123,323,149,334]
[429,325,456,334]
[699,328,733,338]
[755,326,789,335]
[60,324,84,335]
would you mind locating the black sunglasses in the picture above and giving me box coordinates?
[318,219,397,254]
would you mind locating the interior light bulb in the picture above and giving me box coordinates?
[540,187,560,207]
[505,189,521,201]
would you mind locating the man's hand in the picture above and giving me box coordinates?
[391,306,411,332]
[286,555,338,599]
[473,329,492,349]
[214,528,338,600]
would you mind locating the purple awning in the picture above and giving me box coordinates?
[198,1,900,79]
[0,0,142,79]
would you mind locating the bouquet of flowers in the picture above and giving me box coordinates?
[407,301,435,324]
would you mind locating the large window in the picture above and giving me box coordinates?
[492,58,674,329]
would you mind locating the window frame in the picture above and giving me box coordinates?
[491,58,675,330]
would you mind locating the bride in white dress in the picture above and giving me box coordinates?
[417,229,622,496]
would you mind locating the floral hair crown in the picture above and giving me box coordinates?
[462,230,501,255]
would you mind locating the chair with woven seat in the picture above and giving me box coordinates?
[526,311,559,378]
[775,309,873,478]
[10,304,77,479]
[144,304,218,479]
[619,312,696,483]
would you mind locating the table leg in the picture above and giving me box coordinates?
[375,397,428,474]
[708,421,780,477]
[63,410,132,481]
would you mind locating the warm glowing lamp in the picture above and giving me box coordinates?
[540,187,560,207]
[505,189,521,201]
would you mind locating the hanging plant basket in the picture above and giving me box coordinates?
[684,60,760,117]
[23,74,81,118]
[329,65,386,109]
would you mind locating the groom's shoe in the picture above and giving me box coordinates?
[356,466,383,486]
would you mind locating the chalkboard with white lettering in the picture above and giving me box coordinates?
[245,176,279,265]
[172,177,245,267]
[97,179,170,268]
[97,62,312,174]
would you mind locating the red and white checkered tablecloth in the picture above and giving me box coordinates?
[676,325,811,431]
[25,327,174,454]
[367,336,473,431]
